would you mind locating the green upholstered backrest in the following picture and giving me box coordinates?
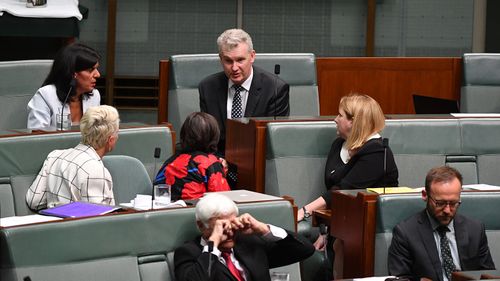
[0,60,53,130]
[383,119,463,187]
[0,200,296,281]
[0,126,174,217]
[0,126,173,179]
[265,117,500,207]
[373,191,500,276]
[167,53,319,133]
[102,155,152,204]
[265,121,337,208]
[460,53,500,113]
[459,118,500,185]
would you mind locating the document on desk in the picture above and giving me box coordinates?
[367,187,423,194]
[451,113,500,118]
[463,184,500,191]
[39,202,120,218]
[0,214,62,227]
[120,194,187,210]
[205,190,283,203]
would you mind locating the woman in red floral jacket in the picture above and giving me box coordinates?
[154,112,230,201]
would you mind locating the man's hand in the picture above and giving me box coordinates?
[208,219,233,247]
[231,213,270,236]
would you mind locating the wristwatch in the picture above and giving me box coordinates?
[302,206,311,219]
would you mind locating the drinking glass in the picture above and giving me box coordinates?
[56,113,71,131]
[154,184,171,207]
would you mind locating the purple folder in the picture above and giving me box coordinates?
[39,202,120,218]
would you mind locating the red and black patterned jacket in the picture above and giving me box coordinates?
[154,151,230,201]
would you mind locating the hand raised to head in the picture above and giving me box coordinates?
[208,219,233,247]
[231,213,270,236]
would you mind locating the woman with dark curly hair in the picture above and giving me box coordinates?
[154,112,230,201]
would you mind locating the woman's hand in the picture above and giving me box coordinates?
[219,157,229,175]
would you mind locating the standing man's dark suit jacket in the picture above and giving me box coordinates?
[199,66,290,153]
[388,210,495,281]
[174,230,314,281]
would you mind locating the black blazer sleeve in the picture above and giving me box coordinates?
[174,241,220,281]
[388,222,421,281]
[269,81,290,117]
[265,230,315,268]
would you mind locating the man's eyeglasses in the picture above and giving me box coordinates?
[428,195,461,209]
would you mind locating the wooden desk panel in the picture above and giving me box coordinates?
[225,117,335,193]
[330,190,379,278]
[316,57,462,116]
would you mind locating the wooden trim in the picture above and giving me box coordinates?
[366,0,376,56]
[158,59,169,124]
[330,191,378,278]
[105,0,117,105]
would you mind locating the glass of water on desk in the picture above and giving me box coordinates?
[56,113,71,131]
[154,184,171,207]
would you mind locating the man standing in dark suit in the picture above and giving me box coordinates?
[174,193,314,281]
[388,166,495,281]
[199,28,290,153]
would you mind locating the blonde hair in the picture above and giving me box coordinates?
[217,28,253,54]
[339,93,385,150]
[80,105,120,149]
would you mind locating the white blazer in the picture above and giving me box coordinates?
[27,84,101,129]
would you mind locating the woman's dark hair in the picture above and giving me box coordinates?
[43,42,100,103]
[180,112,220,153]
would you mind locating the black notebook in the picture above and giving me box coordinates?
[413,94,459,114]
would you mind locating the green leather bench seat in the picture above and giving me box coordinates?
[460,53,500,113]
[0,126,174,217]
[0,200,300,281]
[373,191,500,276]
[265,117,500,204]
[459,118,500,185]
[265,121,336,208]
[383,119,463,187]
[167,53,319,133]
[0,60,53,130]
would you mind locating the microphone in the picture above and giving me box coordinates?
[383,138,389,194]
[207,240,214,278]
[151,147,161,210]
[60,78,76,131]
[274,64,281,76]
[273,64,280,120]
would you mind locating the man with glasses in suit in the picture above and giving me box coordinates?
[388,166,495,281]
